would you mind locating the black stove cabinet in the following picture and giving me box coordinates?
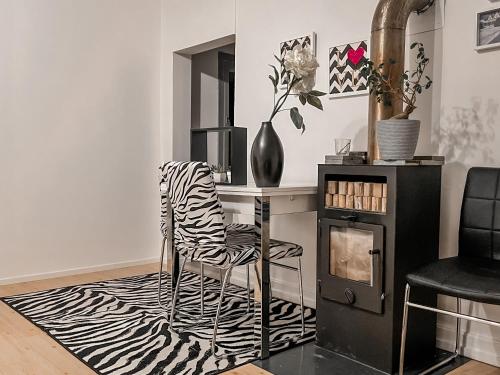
[316,164,442,374]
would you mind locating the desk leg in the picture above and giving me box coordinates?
[254,196,270,359]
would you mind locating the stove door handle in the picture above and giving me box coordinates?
[369,249,382,289]
[340,214,357,221]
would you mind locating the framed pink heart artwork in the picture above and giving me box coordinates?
[329,40,369,98]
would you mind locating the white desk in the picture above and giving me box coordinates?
[164,183,317,359]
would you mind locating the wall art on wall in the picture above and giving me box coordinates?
[279,32,316,85]
[476,7,500,51]
[329,40,369,98]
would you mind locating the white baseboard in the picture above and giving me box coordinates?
[0,257,158,285]
[437,319,500,366]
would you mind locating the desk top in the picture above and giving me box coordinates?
[215,184,317,197]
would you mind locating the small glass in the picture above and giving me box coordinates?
[335,138,351,155]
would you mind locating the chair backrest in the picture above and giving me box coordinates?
[459,167,500,259]
[159,161,226,248]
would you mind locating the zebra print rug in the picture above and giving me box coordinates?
[2,271,315,375]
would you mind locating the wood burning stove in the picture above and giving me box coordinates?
[316,165,442,374]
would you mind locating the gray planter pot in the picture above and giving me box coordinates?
[377,119,420,160]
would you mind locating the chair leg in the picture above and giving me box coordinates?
[399,287,461,375]
[212,266,233,357]
[455,298,461,354]
[399,283,411,375]
[169,256,187,330]
[297,257,305,336]
[418,298,462,375]
[200,262,205,317]
[246,264,251,313]
[157,236,167,308]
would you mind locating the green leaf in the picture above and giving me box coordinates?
[308,90,327,97]
[269,65,279,84]
[268,75,278,94]
[410,42,419,49]
[299,94,307,105]
[307,95,323,110]
[290,107,304,131]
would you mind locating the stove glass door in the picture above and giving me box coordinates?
[320,218,384,313]
[330,227,373,286]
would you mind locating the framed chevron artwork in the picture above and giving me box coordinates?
[279,32,316,85]
[329,40,369,98]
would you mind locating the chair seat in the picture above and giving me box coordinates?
[226,223,303,259]
[407,256,500,304]
[177,229,259,268]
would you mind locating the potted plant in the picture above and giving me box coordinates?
[251,45,326,187]
[362,42,433,160]
[210,164,227,184]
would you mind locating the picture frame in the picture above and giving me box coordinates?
[279,32,317,86]
[475,7,500,51]
[328,40,369,98]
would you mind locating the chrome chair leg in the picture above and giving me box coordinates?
[212,266,233,358]
[455,298,461,353]
[399,285,461,375]
[399,284,411,375]
[169,256,187,330]
[157,236,168,308]
[297,257,305,336]
[200,263,205,317]
[246,264,251,313]
[418,298,462,375]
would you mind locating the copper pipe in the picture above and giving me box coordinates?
[367,0,434,162]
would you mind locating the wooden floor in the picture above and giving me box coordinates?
[0,264,498,375]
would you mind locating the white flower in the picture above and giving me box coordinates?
[283,45,320,93]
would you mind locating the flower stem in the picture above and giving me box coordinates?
[269,77,297,121]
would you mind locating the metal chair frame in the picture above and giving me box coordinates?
[267,259,305,336]
[398,283,500,374]
[158,236,251,322]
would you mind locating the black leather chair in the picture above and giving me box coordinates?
[399,167,500,375]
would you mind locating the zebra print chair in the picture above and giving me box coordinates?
[158,173,251,319]
[159,161,304,357]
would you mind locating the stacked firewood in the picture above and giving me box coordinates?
[325,181,387,213]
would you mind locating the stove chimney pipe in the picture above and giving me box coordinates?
[367,0,434,163]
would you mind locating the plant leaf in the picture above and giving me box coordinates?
[307,95,323,110]
[269,65,279,84]
[299,94,307,105]
[410,42,419,49]
[290,107,304,131]
[308,90,327,97]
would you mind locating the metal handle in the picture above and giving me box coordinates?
[340,214,357,221]
[369,249,381,288]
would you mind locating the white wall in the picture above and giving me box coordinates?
[0,0,162,282]
[163,0,500,367]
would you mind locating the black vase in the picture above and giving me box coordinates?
[251,121,284,187]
